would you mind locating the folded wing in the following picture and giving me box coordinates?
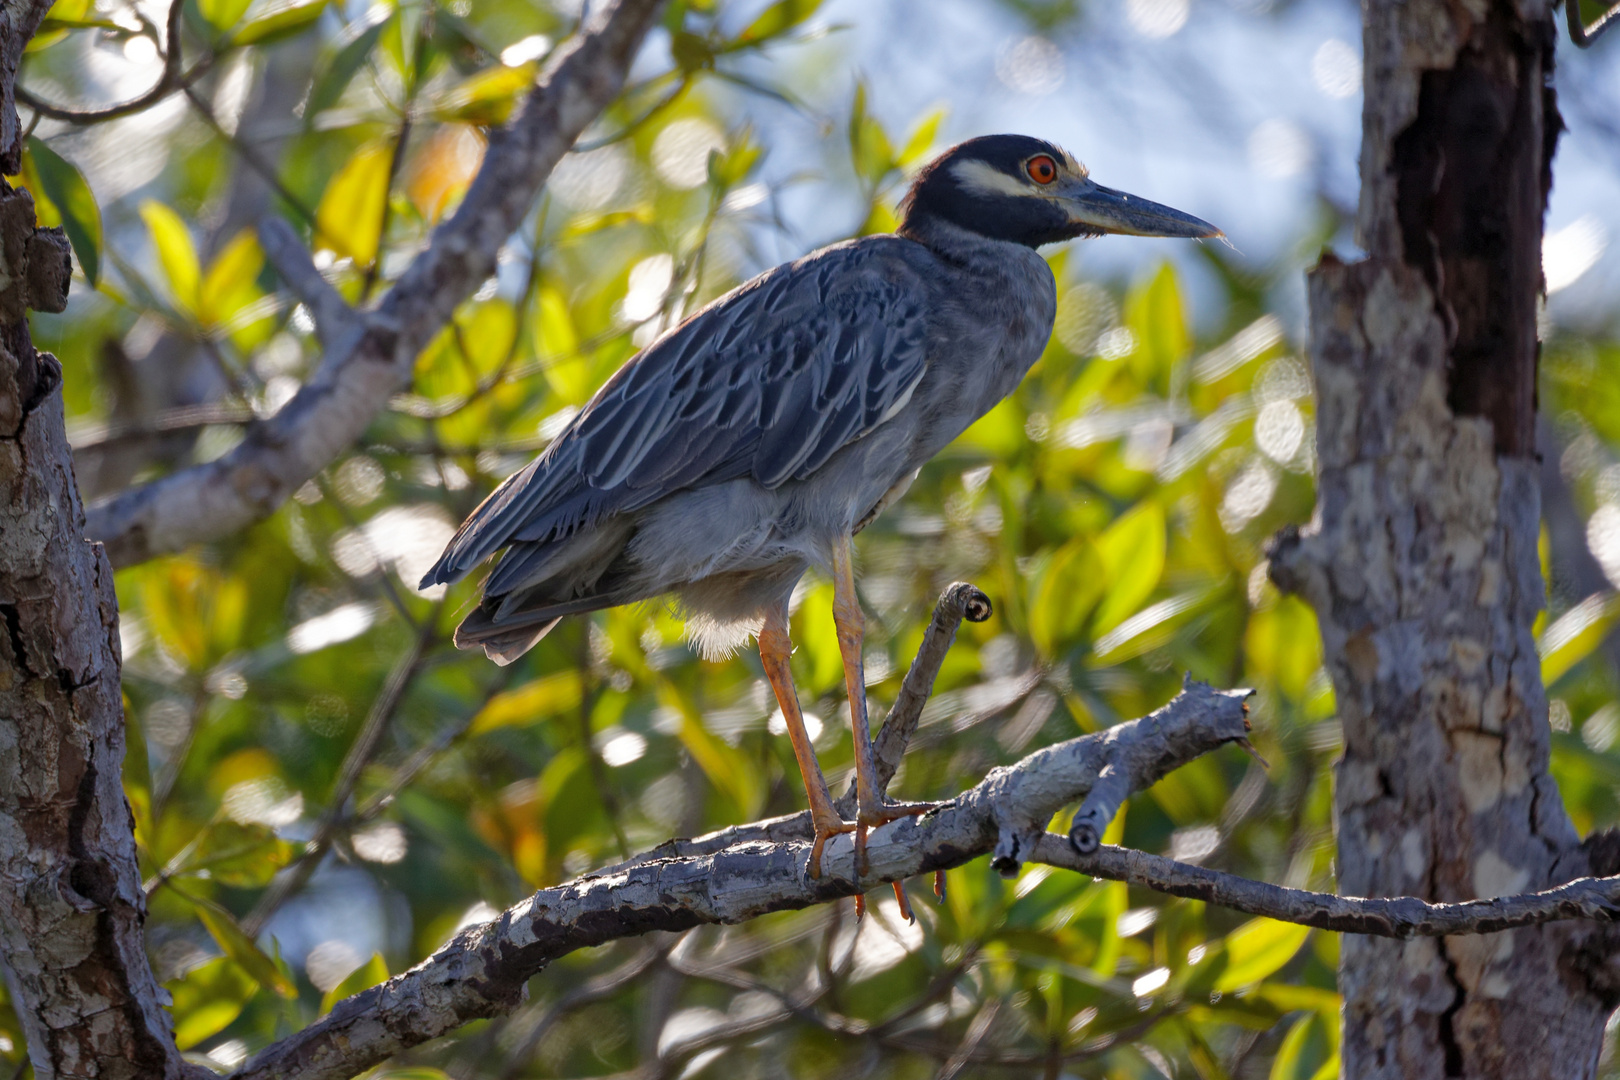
[420,239,932,589]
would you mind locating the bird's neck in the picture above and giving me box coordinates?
[896,215,1033,269]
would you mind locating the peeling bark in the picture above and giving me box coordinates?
[0,182,201,1078]
[1270,0,1611,1072]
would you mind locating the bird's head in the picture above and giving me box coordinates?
[898,134,1221,249]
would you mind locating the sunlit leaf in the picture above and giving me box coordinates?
[1245,595,1323,700]
[1125,261,1189,391]
[315,142,392,265]
[897,105,947,167]
[199,0,254,33]
[25,138,101,285]
[167,956,258,1049]
[1215,917,1310,992]
[307,16,390,119]
[319,951,388,1016]
[197,227,265,330]
[432,64,535,126]
[470,670,583,734]
[406,124,485,223]
[140,200,201,315]
[1539,591,1620,686]
[738,0,823,42]
[1027,538,1106,657]
[231,0,330,45]
[187,892,298,998]
[1092,500,1166,633]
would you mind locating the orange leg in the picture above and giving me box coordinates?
[831,534,936,913]
[760,599,855,879]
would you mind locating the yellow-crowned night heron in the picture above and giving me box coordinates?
[422,135,1219,890]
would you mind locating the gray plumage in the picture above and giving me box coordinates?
[421,135,1219,663]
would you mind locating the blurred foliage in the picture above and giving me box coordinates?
[3,0,1619,1077]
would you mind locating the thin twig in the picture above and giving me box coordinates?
[16,0,203,123]
[242,617,437,936]
[1039,837,1620,938]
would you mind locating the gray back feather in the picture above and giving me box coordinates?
[421,235,933,588]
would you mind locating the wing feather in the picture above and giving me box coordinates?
[421,238,933,588]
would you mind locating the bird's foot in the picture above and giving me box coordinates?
[851,799,939,919]
[807,815,859,881]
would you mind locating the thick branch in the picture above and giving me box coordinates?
[84,0,666,566]
[1041,839,1620,938]
[233,681,1254,1080]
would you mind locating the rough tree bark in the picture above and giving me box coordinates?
[1268,0,1619,1074]
[0,6,204,1078]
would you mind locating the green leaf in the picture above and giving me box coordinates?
[1269,1013,1314,1080]
[166,956,259,1050]
[319,951,388,1015]
[231,0,329,46]
[1092,501,1166,633]
[897,105,947,167]
[188,892,298,998]
[139,200,200,314]
[1215,917,1310,992]
[1124,261,1189,391]
[432,63,535,125]
[847,81,893,187]
[190,820,296,889]
[199,0,254,33]
[306,16,389,119]
[1027,538,1106,657]
[25,138,101,285]
[469,670,582,734]
[738,0,823,42]
[1540,591,1620,686]
[315,142,392,265]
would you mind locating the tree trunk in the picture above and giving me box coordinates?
[1270,0,1620,1074]
[0,10,201,1078]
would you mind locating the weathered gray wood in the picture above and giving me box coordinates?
[1269,0,1615,1072]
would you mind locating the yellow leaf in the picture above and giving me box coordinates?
[198,227,265,329]
[140,200,200,314]
[189,893,298,997]
[405,124,484,223]
[1092,501,1166,633]
[470,670,583,734]
[316,142,392,265]
[1244,595,1324,700]
[1215,916,1310,991]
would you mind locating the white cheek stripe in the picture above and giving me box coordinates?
[951,158,1036,199]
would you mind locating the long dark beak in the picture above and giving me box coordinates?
[1057,176,1221,239]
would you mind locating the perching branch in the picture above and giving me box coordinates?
[234,681,1252,1080]
[229,670,1620,1080]
[84,0,667,567]
[1040,839,1620,938]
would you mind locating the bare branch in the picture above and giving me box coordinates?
[232,681,1253,1080]
[16,0,201,126]
[84,0,667,567]
[848,581,991,810]
[1038,838,1620,938]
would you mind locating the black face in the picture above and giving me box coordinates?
[898,135,1096,249]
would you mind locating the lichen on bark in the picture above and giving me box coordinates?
[1270,0,1616,1072]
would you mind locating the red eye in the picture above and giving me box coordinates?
[1026,155,1058,184]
